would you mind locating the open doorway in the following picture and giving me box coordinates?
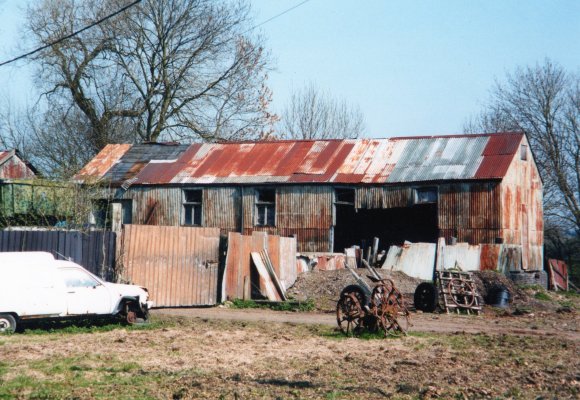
[333,202,438,252]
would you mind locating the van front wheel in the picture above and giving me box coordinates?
[0,314,17,333]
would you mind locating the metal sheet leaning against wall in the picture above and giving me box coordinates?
[120,224,221,307]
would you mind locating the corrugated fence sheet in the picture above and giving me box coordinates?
[382,242,436,281]
[224,231,297,301]
[120,224,221,307]
[381,240,530,277]
[0,229,116,280]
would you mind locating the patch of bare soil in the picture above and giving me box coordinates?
[2,317,578,399]
[286,268,422,311]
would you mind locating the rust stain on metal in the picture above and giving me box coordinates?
[224,231,297,301]
[74,144,131,180]
[79,133,527,186]
[0,150,37,179]
[121,224,221,307]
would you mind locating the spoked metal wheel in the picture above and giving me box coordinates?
[336,290,365,335]
[447,279,476,308]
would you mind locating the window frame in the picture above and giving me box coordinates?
[255,188,276,227]
[334,187,355,206]
[414,187,438,204]
[182,189,203,226]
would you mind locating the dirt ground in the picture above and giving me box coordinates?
[1,312,578,399]
[1,268,578,399]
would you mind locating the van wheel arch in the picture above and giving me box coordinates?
[118,298,149,325]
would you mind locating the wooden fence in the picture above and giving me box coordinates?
[120,225,222,307]
[0,229,116,279]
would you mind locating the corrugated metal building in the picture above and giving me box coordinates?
[75,132,544,270]
[0,150,36,180]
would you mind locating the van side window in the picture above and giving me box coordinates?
[58,268,100,288]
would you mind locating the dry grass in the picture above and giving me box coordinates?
[0,315,578,399]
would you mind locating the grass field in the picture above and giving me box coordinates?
[1,314,578,399]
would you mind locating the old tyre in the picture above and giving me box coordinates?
[414,282,439,312]
[0,314,17,333]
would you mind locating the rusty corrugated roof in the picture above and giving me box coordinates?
[77,133,525,185]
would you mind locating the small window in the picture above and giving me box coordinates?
[183,189,202,226]
[335,188,355,205]
[255,188,275,226]
[520,144,528,161]
[58,268,100,288]
[415,188,437,204]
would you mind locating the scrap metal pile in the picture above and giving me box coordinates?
[336,266,410,337]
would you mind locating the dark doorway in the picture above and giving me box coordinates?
[333,204,438,252]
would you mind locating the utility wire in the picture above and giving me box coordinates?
[0,0,142,67]
[245,0,312,34]
[0,0,312,68]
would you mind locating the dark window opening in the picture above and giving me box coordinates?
[256,188,275,226]
[111,199,133,225]
[335,188,355,205]
[183,189,202,226]
[415,188,437,204]
[520,144,528,161]
[92,199,110,228]
[121,200,132,224]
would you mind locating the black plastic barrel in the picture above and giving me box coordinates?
[488,287,511,308]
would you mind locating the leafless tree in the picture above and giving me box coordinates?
[465,60,580,235]
[280,84,365,140]
[23,0,275,154]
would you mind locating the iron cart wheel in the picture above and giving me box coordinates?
[336,285,367,335]
[0,314,17,333]
[447,279,476,308]
[414,282,439,312]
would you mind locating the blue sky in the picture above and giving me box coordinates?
[1,0,579,138]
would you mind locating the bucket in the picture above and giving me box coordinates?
[488,287,511,308]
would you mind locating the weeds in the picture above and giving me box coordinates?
[534,291,551,301]
[230,298,316,312]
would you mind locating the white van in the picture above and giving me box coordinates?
[0,252,152,332]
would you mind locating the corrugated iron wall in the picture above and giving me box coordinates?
[203,187,241,232]
[120,224,221,307]
[356,186,413,209]
[0,154,36,179]
[116,179,520,253]
[438,182,501,244]
[119,187,181,226]
[241,186,333,252]
[499,135,543,269]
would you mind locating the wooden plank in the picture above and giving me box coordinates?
[250,251,280,301]
[260,250,287,301]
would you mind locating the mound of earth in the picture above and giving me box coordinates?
[286,268,422,312]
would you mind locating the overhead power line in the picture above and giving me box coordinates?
[245,0,312,34]
[0,0,312,68]
[0,0,142,68]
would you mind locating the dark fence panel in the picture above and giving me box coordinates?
[0,230,116,280]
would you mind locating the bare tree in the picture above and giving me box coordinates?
[466,60,580,235]
[23,0,275,154]
[280,84,365,140]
